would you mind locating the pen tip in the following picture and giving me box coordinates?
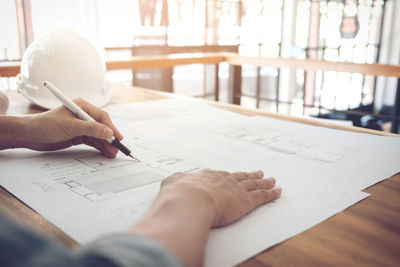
[129,154,140,162]
[43,81,47,86]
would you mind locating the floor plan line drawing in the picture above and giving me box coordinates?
[201,122,363,165]
[32,144,201,202]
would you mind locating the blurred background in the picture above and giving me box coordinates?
[1,0,399,132]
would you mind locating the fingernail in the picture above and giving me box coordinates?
[274,188,282,196]
[256,170,264,177]
[102,127,113,138]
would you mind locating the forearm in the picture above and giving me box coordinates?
[0,116,31,149]
[1,212,180,267]
[129,192,214,267]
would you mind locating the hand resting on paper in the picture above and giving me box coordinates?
[161,169,281,227]
[0,98,122,158]
[130,169,282,267]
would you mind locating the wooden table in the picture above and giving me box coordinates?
[1,85,400,266]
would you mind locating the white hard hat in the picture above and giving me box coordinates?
[0,85,9,115]
[17,28,111,109]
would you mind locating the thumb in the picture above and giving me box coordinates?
[71,120,114,140]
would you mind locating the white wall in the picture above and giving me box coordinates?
[0,1,20,59]
[30,0,98,44]
[30,0,136,48]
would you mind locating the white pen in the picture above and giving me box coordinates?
[43,81,139,161]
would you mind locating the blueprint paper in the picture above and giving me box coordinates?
[0,99,398,267]
[249,116,400,190]
[0,150,369,266]
[204,190,369,267]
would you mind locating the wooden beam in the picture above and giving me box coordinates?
[2,53,400,79]
[226,54,400,78]
[0,54,227,77]
[106,53,227,70]
[0,62,20,77]
[130,45,238,55]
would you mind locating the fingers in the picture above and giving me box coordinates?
[87,138,118,158]
[26,140,74,151]
[96,140,118,158]
[241,177,276,191]
[198,169,265,182]
[74,136,118,158]
[250,188,282,208]
[232,170,264,181]
[71,120,114,140]
[73,98,124,140]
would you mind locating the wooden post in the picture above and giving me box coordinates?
[391,78,400,133]
[233,65,242,105]
[214,63,219,101]
[256,67,261,108]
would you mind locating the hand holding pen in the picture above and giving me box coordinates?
[42,81,139,161]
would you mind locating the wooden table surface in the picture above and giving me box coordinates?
[1,85,400,266]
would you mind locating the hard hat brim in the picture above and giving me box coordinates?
[17,74,112,110]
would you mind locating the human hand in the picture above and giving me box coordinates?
[129,169,281,267]
[160,169,281,227]
[22,98,123,158]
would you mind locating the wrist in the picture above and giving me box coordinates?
[159,188,216,228]
[0,116,31,149]
[128,189,215,267]
[133,190,215,232]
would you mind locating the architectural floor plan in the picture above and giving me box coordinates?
[32,143,199,202]
[1,99,399,267]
